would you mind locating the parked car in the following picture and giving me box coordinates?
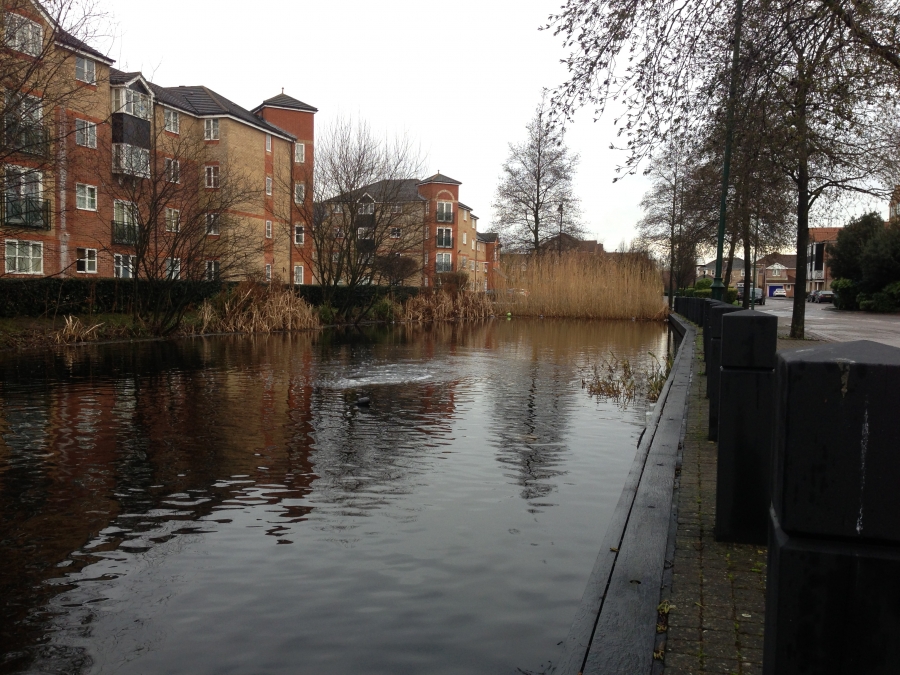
[816,290,835,303]
[773,288,787,297]
[807,290,821,303]
[737,286,766,305]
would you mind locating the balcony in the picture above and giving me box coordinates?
[112,220,138,246]
[2,196,50,229]
[3,119,50,157]
[809,269,824,280]
[436,233,453,249]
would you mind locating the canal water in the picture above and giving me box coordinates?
[0,319,667,675]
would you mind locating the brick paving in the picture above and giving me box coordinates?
[657,334,768,675]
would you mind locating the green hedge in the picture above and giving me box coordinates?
[0,278,421,318]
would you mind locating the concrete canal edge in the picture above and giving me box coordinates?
[553,314,695,675]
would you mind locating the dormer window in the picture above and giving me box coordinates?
[112,88,151,120]
[75,57,96,84]
[359,202,375,215]
[204,119,219,140]
[4,14,42,56]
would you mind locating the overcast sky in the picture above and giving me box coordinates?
[95,0,650,249]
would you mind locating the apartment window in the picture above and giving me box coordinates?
[164,108,180,134]
[436,227,452,248]
[266,134,272,152]
[165,208,180,232]
[205,260,220,281]
[112,144,150,177]
[359,202,375,215]
[357,227,374,240]
[294,224,305,245]
[331,203,342,214]
[771,268,781,277]
[205,165,219,188]
[425,202,430,215]
[115,253,135,279]
[463,210,468,222]
[741,269,745,277]
[265,177,272,195]
[462,232,467,245]
[76,247,97,273]
[75,183,97,211]
[75,56,96,84]
[331,252,340,263]
[469,260,475,272]
[436,252,452,273]
[293,264,304,285]
[483,262,488,273]
[391,204,402,214]
[165,258,181,280]
[5,14,42,56]
[206,213,220,235]
[390,227,401,239]
[471,238,475,251]
[75,119,96,148]
[266,220,272,238]
[436,201,453,223]
[204,118,219,140]
[265,264,272,281]
[4,240,42,274]
[333,227,344,238]
[111,88,151,120]
[165,158,180,183]
[294,143,305,163]
[293,182,305,203]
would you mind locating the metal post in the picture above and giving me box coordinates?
[558,202,563,258]
[750,216,758,310]
[711,0,745,301]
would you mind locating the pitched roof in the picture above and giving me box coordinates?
[55,28,112,63]
[808,227,842,242]
[757,253,797,269]
[110,70,144,86]
[477,233,499,243]
[253,93,318,114]
[329,179,426,204]
[701,257,745,270]
[418,172,461,186]
[458,202,473,211]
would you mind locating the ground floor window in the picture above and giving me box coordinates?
[4,239,42,274]
[76,247,97,273]
[206,260,219,281]
[436,252,452,273]
[115,253,135,279]
[265,264,272,281]
[294,264,304,285]
[294,225,304,245]
[165,257,181,280]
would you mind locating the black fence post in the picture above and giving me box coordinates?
[706,304,742,438]
[715,310,777,544]
[764,340,900,674]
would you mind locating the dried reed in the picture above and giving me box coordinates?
[198,280,319,334]
[583,351,673,407]
[402,290,496,323]
[499,254,667,321]
[54,315,104,344]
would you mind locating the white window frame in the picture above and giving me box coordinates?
[436,227,452,248]
[206,213,220,235]
[4,239,43,274]
[114,253,135,279]
[75,119,97,148]
[391,204,402,214]
[294,143,305,163]
[294,224,305,245]
[75,56,96,84]
[266,133,272,152]
[436,201,453,223]
[293,182,305,204]
[436,252,452,273]
[205,260,220,280]
[165,158,180,183]
[205,165,220,188]
[265,220,272,238]
[111,88,151,120]
[165,257,181,280]
[164,108,180,134]
[359,202,375,215]
[5,14,42,57]
[462,232,467,245]
[265,264,272,281]
[75,183,97,211]
[471,238,475,251]
[390,227,401,239]
[204,118,219,140]
[265,176,272,195]
[293,264,304,285]
[76,247,98,274]
[165,207,180,232]
[112,144,150,177]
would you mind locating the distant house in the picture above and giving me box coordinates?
[696,258,745,288]
[749,253,797,298]
[538,232,605,255]
[806,227,842,294]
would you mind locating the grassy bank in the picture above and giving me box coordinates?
[498,254,667,321]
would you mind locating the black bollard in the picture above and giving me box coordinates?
[764,340,900,675]
[706,303,741,438]
[715,310,777,544]
[703,299,722,369]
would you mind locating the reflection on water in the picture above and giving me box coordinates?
[0,320,667,675]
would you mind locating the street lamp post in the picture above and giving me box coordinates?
[557,202,563,258]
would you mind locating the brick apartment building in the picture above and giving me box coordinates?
[2,0,317,284]
[2,0,499,291]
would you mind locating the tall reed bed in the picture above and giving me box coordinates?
[499,254,667,320]
[197,280,319,334]
[402,289,495,322]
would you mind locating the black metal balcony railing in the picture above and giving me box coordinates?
[3,119,50,157]
[112,220,138,246]
[436,233,453,249]
[1,196,50,229]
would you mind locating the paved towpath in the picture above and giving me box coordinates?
[657,333,814,675]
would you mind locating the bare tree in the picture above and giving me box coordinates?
[493,97,583,253]
[2,0,109,272]
[277,117,425,318]
[81,118,260,334]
